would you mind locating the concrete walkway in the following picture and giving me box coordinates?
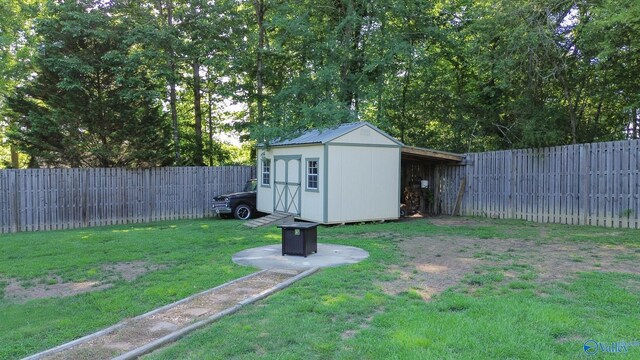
[232,243,370,270]
[25,268,317,360]
[25,244,368,359]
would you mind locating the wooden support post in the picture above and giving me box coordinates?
[451,177,466,216]
[433,166,440,214]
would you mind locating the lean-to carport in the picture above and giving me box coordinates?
[401,146,464,215]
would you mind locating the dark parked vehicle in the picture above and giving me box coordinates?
[212,179,258,220]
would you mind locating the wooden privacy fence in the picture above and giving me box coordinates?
[0,166,256,233]
[461,139,640,228]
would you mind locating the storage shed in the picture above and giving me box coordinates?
[256,122,402,224]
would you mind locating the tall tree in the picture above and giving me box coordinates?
[166,0,182,164]
[5,0,640,166]
[170,0,239,165]
[0,0,45,167]
[7,0,171,167]
[151,0,182,164]
[254,0,267,132]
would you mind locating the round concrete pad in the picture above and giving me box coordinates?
[232,243,369,270]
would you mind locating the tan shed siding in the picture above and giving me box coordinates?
[300,190,323,222]
[295,146,324,222]
[331,124,398,146]
[327,145,400,222]
[256,145,324,221]
[256,149,273,213]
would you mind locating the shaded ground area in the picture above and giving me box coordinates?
[427,218,483,227]
[380,219,640,300]
[3,261,167,302]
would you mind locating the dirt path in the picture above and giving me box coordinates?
[380,221,640,300]
[30,269,311,360]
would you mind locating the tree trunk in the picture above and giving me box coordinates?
[10,146,19,168]
[193,61,204,166]
[557,73,579,144]
[633,108,638,139]
[399,41,414,144]
[254,0,266,132]
[350,1,366,114]
[338,0,354,111]
[167,0,180,164]
[207,83,215,166]
[376,6,386,124]
[27,156,39,169]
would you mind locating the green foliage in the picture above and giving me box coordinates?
[2,0,640,167]
[6,1,172,167]
[1,0,247,168]
[239,0,640,150]
[0,0,45,168]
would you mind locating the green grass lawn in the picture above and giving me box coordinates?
[0,219,277,359]
[1,218,639,359]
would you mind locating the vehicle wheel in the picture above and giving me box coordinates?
[234,204,253,220]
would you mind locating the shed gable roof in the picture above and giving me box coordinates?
[268,122,403,147]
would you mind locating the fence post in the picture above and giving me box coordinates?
[462,154,472,216]
[11,170,20,232]
[145,168,151,223]
[580,144,591,225]
[82,169,89,227]
[508,151,516,219]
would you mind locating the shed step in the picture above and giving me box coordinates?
[244,212,295,228]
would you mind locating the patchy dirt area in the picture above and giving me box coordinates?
[340,310,382,341]
[2,261,167,302]
[380,234,640,301]
[102,260,167,282]
[3,277,111,302]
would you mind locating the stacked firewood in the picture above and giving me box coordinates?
[403,184,422,213]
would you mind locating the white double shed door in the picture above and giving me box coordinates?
[273,155,301,215]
